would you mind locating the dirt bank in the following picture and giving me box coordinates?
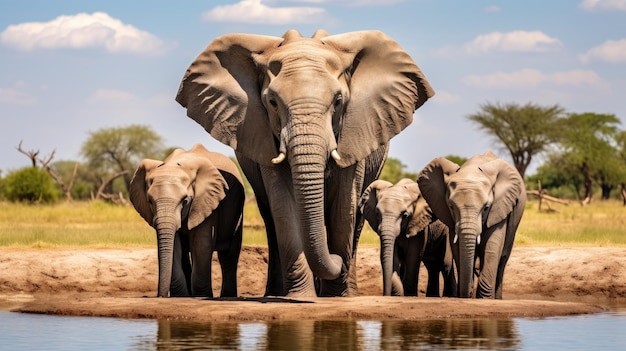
[1,246,624,320]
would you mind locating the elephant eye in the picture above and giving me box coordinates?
[182,196,190,207]
[268,96,278,109]
[333,94,343,108]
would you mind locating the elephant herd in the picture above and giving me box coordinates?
[128,29,526,300]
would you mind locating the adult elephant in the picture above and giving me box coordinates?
[417,151,526,299]
[129,144,244,298]
[176,29,434,297]
[360,179,456,297]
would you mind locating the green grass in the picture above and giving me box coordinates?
[0,198,624,248]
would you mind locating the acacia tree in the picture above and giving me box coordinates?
[558,113,622,204]
[467,102,566,178]
[617,131,626,204]
[81,125,165,195]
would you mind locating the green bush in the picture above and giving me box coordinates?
[4,167,59,203]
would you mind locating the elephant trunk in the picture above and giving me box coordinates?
[457,221,480,298]
[379,229,396,296]
[289,124,343,281]
[154,200,178,297]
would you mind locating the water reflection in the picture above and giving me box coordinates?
[134,318,520,350]
[2,311,624,350]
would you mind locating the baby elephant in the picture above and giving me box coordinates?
[130,144,244,298]
[360,178,456,297]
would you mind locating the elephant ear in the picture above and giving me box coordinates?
[480,158,525,228]
[360,179,393,232]
[322,30,435,168]
[406,189,433,238]
[188,155,229,230]
[417,157,460,230]
[129,159,163,227]
[175,33,283,167]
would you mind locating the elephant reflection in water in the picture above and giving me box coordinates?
[153,320,242,349]
[145,318,519,349]
[377,319,520,349]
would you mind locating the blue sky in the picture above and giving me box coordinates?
[1,0,625,175]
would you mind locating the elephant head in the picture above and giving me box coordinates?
[417,151,525,298]
[176,29,434,281]
[360,178,432,296]
[129,144,229,297]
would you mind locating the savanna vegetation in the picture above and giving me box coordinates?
[0,103,624,248]
[0,198,624,248]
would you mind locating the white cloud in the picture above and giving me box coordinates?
[84,89,138,104]
[430,90,461,104]
[580,39,626,63]
[0,81,37,105]
[0,88,37,105]
[202,0,326,24]
[579,0,626,11]
[464,31,563,54]
[463,68,607,89]
[0,12,169,55]
[484,6,501,13]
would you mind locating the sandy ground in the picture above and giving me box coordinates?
[1,245,624,321]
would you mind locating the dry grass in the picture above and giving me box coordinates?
[0,198,624,248]
[516,199,626,246]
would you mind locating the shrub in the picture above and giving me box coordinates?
[4,167,59,203]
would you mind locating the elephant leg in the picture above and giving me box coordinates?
[424,262,441,297]
[401,236,421,297]
[449,229,461,296]
[442,245,457,297]
[217,223,242,298]
[476,222,506,299]
[213,175,244,298]
[170,233,191,297]
[495,204,524,299]
[236,152,284,296]
[189,220,214,298]
[353,145,388,296]
[318,163,360,297]
[260,164,316,297]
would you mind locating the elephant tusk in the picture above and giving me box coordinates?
[271,152,286,164]
[331,149,341,161]
[477,235,481,245]
[453,234,458,244]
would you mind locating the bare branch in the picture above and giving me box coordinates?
[95,170,129,203]
[38,149,56,168]
[16,140,39,167]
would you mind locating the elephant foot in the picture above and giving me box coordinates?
[317,275,350,297]
[282,253,317,297]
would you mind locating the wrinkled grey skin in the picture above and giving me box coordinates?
[176,29,434,297]
[360,179,456,297]
[130,144,244,298]
[418,151,526,299]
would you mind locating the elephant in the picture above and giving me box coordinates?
[360,178,456,297]
[417,151,526,299]
[129,143,245,298]
[175,29,434,297]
